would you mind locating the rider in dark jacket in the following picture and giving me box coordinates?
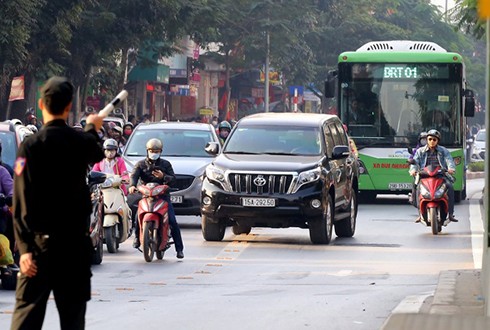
[127,138,184,259]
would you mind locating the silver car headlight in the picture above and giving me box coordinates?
[291,167,321,193]
[205,165,231,191]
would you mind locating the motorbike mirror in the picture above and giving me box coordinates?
[407,147,413,154]
[88,171,107,186]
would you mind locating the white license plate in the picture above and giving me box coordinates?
[241,198,275,207]
[388,183,412,190]
[170,195,183,204]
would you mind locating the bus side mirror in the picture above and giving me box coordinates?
[324,70,337,98]
[464,89,475,117]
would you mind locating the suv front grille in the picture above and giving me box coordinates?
[228,173,294,194]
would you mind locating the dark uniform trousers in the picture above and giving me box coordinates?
[10,232,92,330]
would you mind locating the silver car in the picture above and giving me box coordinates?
[122,121,220,216]
[471,129,486,162]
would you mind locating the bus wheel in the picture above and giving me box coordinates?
[359,192,376,204]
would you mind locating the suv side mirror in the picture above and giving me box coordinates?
[332,145,350,159]
[205,142,220,155]
[324,70,337,98]
[464,89,475,117]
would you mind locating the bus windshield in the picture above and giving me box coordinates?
[339,63,462,148]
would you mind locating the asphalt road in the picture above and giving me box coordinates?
[0,178,483,330]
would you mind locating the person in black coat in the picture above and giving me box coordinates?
[10,76,104,330]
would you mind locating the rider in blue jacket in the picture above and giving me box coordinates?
[409,129,457,224]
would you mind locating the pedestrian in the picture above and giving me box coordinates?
[10,76,104,330]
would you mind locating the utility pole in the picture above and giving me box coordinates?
[264,31,270,112]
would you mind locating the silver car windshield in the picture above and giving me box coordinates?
[225,125,322,156]
[125,129,214,157]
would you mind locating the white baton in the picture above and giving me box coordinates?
[99,90,128,118]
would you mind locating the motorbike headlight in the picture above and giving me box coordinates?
[205,165,231,191]
[420,185,431,199]
[101,178,114,188]
[434,184,447,199]
[291,167,321,193]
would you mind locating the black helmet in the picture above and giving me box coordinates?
[103,139,118,150]
[418,131,428,142]
[426,129,441,141]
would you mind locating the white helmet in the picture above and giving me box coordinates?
[10,119,23,126]
[146,138,163,150]
[103,138,118,150]
[26,124,38,133]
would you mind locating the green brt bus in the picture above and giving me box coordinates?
[325,40,475,202]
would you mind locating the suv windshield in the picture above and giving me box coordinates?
[225,125,322,156]
[125,129,214,157]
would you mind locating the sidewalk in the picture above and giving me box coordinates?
[381,270,489,329]
[382,173,489,329]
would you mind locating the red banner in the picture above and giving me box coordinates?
[9,76,25,101]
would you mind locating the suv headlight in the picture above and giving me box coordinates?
[205,165,230,190]
[291,167,321,193]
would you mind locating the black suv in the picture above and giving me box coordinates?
[201,113,359,244]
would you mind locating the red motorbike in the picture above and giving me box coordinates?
[416,165,451,235]
[137,183,172,262]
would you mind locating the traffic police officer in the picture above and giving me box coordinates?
[10,76,104,330]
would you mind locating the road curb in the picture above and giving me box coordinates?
[467,172,484,180]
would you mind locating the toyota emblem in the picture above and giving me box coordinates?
[253,175,267,187]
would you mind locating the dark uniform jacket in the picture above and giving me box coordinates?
[129,157,176,188]
[13,119,104,258]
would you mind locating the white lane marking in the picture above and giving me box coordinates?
[469,194,484,269]
[391,291,434,314]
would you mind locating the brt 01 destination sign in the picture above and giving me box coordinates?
[351,64,450,80]
[381,65,450,79]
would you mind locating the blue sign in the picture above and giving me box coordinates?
[288,86,304,96]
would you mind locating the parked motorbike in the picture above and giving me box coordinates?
[88,171,107,264]
[136,183,172,262]
[415,165,451,235]
[101,174,132,253]
[0,193,18,290]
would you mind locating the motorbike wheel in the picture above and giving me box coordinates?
[429,207,438,235]
[156,250,164,260]
[92,237,103,265]
[1,266,18,290]
[104,226,117,254]
[143,222,155,262]
[309,194,333,244]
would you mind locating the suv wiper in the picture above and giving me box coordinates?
[262,152,296,156]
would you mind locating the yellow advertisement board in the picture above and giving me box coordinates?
[479,0,490,18]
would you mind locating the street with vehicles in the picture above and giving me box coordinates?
[0,177,482,329]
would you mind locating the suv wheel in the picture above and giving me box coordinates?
[232,224,252,235]
[335,191,357,237]
[309,194,333,244]
[202,215,226,241]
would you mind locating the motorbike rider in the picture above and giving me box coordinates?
[123,122,134,141]
[218,120,232,144]
[127,138,184,259]
[92,139,129,195]
[409,129,458,223]
[0,162,14,268]
[408,132,427,206]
